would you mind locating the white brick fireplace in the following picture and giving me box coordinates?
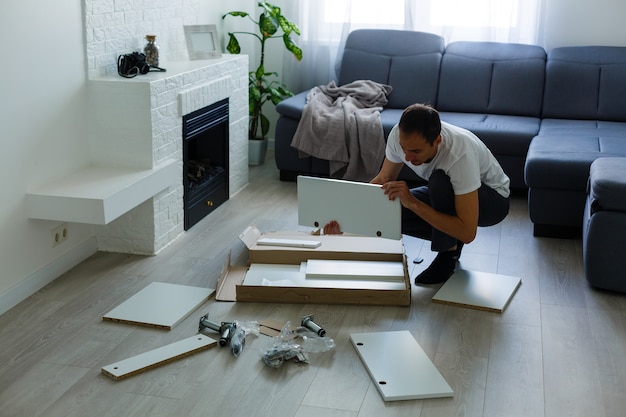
[64,0,248,255]
[88,57,249,254]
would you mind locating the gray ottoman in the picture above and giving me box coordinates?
[583,157,626,293]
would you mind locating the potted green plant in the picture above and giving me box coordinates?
[223,1,303,165]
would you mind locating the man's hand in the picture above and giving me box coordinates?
[381,181,415,208]
[323,220,342,235]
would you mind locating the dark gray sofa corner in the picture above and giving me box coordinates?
[525,46,626,236]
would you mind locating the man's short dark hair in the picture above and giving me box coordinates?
[398,104,441,145]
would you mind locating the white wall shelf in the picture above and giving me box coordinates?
[26,159,178,225]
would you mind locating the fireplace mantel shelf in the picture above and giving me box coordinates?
[26,159,178,225]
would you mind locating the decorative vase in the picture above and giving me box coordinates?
[248,138,268,166]
[144,35,159,67]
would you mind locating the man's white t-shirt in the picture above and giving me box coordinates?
[386,121,511,198]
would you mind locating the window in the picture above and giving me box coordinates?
[324,0,405,26]
[430,0,518,28]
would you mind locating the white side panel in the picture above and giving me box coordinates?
[297,176,401,239]
[103,282,215,330]
[350,331,453,401]
[432,269,522,313]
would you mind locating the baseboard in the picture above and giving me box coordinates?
[0,237,98,315]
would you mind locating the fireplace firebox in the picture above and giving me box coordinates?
[183,98,229,230]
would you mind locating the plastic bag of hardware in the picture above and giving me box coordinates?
[230,320,260,357]
[260,321,306,368]
[260,321,336,368]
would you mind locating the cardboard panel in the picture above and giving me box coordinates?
[350,331,454,401]
[297,176,401,239]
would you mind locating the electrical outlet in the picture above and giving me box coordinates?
[51,223,69,247]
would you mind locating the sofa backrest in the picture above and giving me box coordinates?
[543,46,626,122]
[437,41,546,117]
[338,29,445,109]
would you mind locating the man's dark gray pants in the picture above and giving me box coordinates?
[402,170,510,252]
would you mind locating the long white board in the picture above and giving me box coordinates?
[102,334,217,380]
[297,176,401,239]
[305,259,405,282]
[350,331,453,401]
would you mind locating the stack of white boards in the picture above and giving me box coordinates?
[242,259,407,291]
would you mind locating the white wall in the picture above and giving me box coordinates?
[0,0,96,313]
[542,0,626,49]
[1,0,626,314]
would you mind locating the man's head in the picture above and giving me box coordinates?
[398,104,442,165]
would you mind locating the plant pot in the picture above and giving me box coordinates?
[248,138,268,166]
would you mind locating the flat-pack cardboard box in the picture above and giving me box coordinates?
[215,226,411,306]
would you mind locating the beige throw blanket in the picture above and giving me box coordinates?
[290,80,393,182]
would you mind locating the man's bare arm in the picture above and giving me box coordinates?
[371,158,403,184]
[382,182,479,244]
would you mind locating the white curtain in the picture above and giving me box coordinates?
[282,0,544,92]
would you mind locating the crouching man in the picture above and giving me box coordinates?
[325,104,510,284]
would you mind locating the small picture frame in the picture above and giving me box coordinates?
[184,24,222,60]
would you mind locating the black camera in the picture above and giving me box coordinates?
[117,52,165,78]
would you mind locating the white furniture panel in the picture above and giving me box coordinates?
[103,282,215,330]
[243,263,407,291]
[102,334,217,380]
[432,269,522,313]
[297,176,401,239]
[350,331,454,401]
[305,259,405,281]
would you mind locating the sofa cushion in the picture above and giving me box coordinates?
[439,112,540,156]
[338,29,445,109]
[437,42,546,117]
[543,46,626,121]
[539,119,626,136]
[525,135,626,191]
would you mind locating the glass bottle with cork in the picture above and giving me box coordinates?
[144,35,160,67]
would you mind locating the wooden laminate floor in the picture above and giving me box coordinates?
[2,152,626,417]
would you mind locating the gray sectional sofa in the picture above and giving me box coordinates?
[274,29,626,238]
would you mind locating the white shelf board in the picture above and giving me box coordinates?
[102,282,214,330]
[350,331,453,401]
[102,334,217,380]
[305,259,405,281]
[432,269,522,313]
[26,159,178,224]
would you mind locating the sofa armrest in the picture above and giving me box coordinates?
[276,90,310,120]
